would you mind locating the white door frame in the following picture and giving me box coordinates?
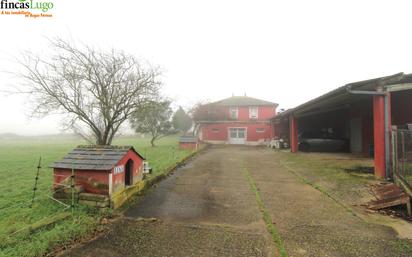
[228,127,247,144]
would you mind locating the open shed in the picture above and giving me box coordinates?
[272,72,412,178]
[50,145,145,208]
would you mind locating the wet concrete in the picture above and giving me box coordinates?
[62,146,276,257]
[125,147,259,226]
[243,147,412,257]
[61,146,412,257]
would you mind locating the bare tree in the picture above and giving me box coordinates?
[190,101,227,137]
[190,101,226,122]
[16,38,161,145]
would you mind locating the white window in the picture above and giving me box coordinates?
[212,128,220,133]
[256,128,265,133]
[249,106,258,119]
[229,107,238,119]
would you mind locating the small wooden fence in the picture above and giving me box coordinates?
[392,128,412,193]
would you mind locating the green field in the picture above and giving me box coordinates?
[0,135,195,257]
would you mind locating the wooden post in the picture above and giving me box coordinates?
[391,126,397,177]
[30,157,42,208]
[401,131,406,175]
[71,164,75,216]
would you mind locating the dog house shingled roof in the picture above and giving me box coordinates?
[49,145,145,171]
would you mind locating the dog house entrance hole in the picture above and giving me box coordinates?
[125,159,133,186]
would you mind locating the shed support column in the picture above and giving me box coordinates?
[385,93,392,179]
[373,95,386,178]
[290,115,298,153]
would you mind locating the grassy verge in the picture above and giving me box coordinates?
[0,135,196,257]
[281,162,362,220]
[243,166,288,257]
[276,151,375,207]
[274,150,412,251]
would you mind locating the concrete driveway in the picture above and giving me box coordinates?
[62,146,411,257]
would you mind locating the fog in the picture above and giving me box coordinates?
[1,0,411,135]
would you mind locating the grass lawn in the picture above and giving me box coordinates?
[0,134,196,257]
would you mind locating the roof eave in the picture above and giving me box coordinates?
[273,72,406,121]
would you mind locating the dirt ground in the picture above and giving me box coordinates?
[61,146,412,257]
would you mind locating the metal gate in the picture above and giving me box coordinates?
[392,128,412,191]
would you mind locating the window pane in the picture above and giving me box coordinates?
[249,107,258,118]
[229,107,238,119]
[238,129,245,138]
[256,128,265,133]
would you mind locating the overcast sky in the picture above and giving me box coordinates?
[0,0,411,135]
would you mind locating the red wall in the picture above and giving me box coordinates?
[202,124,228,141]
[200,105,276,143]
[245,123,273,141]
[225,106,276,121]
[112,150,144,194]
[259,106,277,120]
[201,123,272,142]
[54,169,109,195]
[179,142,198,150]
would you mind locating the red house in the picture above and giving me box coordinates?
[197,96,278,145]
[50,145,145,208]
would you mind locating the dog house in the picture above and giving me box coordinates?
[50,145,145,208]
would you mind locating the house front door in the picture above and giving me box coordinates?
[229,128,246,144]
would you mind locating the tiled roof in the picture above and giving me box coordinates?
[214,96,277,107]
[50,145,144,171]
[179,136,198,143]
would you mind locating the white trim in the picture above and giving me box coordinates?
[201,139,227,144]
[227,127,247,144]
[386,83,412,92]
[202,139,265,145]
[109,173,113,196]
[229,107,238,119]
[249,106,258,119]
[197,120,270,124]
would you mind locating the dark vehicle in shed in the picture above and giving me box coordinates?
[298,130,348,152]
